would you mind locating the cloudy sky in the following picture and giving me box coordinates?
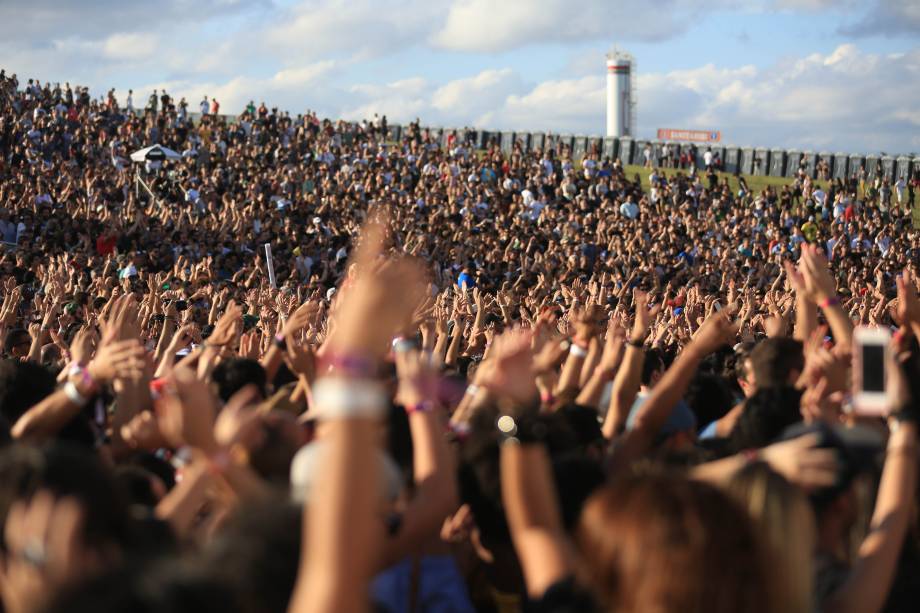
[3,0,919,153]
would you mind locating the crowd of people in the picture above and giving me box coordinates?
[0,67,920,612]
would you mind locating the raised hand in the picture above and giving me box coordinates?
[326,216,426,359]
[571,303,601,346]
[1,492,100,613]
[394,348,438,408]
[759,433,839,491]
[207,301,242,348]
[598,319,627,374]
[87,339,146,384]
[799,245,837,303]
[478,327,538,406]
[68,326,98,366]
[689,311,739,357]
[631,289,660,343]
[896,269,920,329]
[282,299,321,338]
[156,366,219,454]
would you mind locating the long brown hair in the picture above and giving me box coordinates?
[576,472,775,613]
[727,462,815,613]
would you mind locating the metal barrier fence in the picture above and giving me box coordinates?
[394,125,920,182]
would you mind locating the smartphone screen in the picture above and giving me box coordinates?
[861,344,885,393]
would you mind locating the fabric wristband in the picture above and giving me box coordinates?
[569,343,588,358]
[312,378,387,421]
[68,364,98,394]
[819,296,839,309]
[63,381,89,407]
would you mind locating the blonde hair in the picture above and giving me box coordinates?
[727,462,816,613]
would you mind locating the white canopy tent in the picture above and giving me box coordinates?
[131,144,181,210]
[129,144,181,163]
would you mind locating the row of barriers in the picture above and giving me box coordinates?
[382,124,919,183]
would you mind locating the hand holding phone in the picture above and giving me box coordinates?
[852,326,891,416]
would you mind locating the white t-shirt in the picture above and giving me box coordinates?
[527,200,545,221]
[813,189,826,207]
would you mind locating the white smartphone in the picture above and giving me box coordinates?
[852,326,891,415]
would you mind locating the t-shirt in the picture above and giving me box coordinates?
[802,222,818,242]
[96,235,116,256]
[0,219,16,243]
[457,272,475,289]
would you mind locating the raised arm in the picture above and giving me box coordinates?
[800,245,852,349]
[501,434,574,598]
[612,312,737,468]
[383,348,458,564]
[575,321,624,409]
[603,291,657,439]
[290,218,426,613]
[823,350,919,613]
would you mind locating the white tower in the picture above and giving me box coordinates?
[606,50,634,137]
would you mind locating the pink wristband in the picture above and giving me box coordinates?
[318,352,377,378]
[405,401,434,414]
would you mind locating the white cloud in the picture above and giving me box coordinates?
[102,33,159,61]
[633,44,920,151]
[432,0,742,52]
[481,76,607,134]
[431,69,525,120]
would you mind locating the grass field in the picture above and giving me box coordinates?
[465,147,917,226]
[622,164,827,195]
[622,164,919,226]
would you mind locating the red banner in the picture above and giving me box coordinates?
[656,129,721,143]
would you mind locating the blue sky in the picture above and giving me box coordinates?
[2,0,918,153]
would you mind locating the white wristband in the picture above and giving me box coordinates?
[312,378,387,421]
[465,384,480,396]
[63,381,88,407]
[569,343,588,358]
